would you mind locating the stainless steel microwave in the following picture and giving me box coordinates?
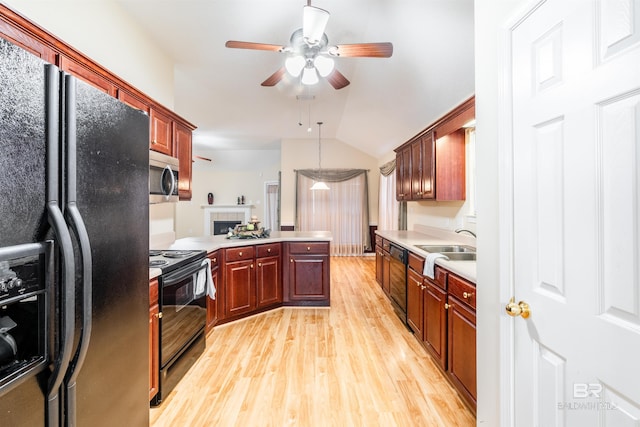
[149,151,179,203]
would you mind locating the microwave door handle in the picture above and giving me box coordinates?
[44,65,75,427]
[168,165,176,199]
[62,73,93,427]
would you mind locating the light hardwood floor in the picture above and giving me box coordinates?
[150,256,475,427]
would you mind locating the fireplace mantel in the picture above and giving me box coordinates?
[201,205,254,235]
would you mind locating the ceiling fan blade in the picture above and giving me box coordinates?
[261,67,287,87]
[225,41,285,52]
[193,155,212,162]
[330,42,393,58]
[326,69,350,90]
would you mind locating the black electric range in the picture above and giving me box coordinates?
[149,249,207,274]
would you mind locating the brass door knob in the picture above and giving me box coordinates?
[505,297,530,318]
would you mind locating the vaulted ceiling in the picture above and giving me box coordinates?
[116,0,475,158]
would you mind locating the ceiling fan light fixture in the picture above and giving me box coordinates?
[285,55,306,77]
[301,66,319,85]
[314,55,334,77]
[303,5,330,45]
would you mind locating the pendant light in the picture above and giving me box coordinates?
[311,121,329,190]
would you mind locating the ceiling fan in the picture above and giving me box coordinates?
[225,1,393,90]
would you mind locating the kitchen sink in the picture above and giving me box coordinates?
[440,252,476,261]
[415,244,476,253]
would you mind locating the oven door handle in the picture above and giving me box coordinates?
[162,261,207,287]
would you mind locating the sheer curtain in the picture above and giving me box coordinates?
[378,159,405,231]
[295,169,370,256]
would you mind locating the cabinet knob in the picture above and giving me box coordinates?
[158,312,163,318]
[307,246,311,251]
[239,251,243,256]
[258,263,262,267]
[151,140,157,145]
[463,291,474,299]
[421,285,426,290]
[251,264,254,269]
[290,259,293,263]
[267,248,271,253]
[444,303,450,310]
[213,257,217,263]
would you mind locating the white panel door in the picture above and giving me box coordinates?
[504,0,640,425]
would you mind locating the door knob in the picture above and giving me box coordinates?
[505,297,530,318]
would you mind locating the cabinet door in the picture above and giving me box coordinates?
[224,259,256,317]
[406,267,424,338]
[150,108,173,155]
[382,251,391,295]
[420,131,435,199]
[288,254,329,303]
[395,147,411,201]
[424,281,447,370]
[117,89,150,114]
[435,129,466,201]
[375,246,383,285]
[59,55,116,96]
[410,138,423,199]
[447,294,477,410]
[256,255,282,308]
[148,303,159,400]
[0,22,56,63]
[174,122,193,200]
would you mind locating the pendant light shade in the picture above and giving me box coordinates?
[311,121,329,190]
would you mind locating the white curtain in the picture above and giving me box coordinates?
[379,161,400,230]
[296,172,369,256]
[264,181,279,232]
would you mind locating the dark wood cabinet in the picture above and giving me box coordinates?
[407,266,424,338]
[285,242,330,305]
[394,97,473,202]
[206,251,219,330]
[150,108,173,155]
[447,293,476,412]
[223,246,256,318]
[174,121,193,200]
[423,275,447,371]
[149,278,159,401]
[375,245,384,286]
[117,88,149,114]
[256,243,282,308]
[59,55,117,96]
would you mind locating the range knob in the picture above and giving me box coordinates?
[0,281,6,292]
[7,278,22,289]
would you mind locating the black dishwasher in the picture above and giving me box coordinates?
[388,243,408,323]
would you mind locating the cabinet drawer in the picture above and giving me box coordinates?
[382,239,391,251]
[375,235,383,247]
[208,250,219,268]
[256,242,281,258]
[434,267,447,290]
[149,278,159,308]
[448,274,476,309]
[288,242,329,254]
[225,246,255,262]
[408,252,424,274]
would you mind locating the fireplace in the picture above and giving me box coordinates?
[213,220,241,235]
[201,204,253,236]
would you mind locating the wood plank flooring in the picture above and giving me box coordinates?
[150,256,475,427]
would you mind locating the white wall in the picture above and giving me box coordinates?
[280,138,380,228]
[175,149,281,238]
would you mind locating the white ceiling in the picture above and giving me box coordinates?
[115,0,475,158]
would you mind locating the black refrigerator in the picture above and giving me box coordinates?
[0,36,149,426]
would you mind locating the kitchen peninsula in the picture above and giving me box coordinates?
[152,231,332,326]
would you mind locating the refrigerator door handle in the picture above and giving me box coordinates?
[61,74,93,427]
[44,64,76,427]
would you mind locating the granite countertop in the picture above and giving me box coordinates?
[158,231,332,254]
[375,228,477,283]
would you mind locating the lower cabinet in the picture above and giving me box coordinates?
[285,242,330,305]
[256,243,282,308]
[398,253,477,414]
[223,246,256,318]
[149,278,159,401]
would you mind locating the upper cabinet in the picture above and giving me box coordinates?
[395,96,474,202]
[0,4,197,201]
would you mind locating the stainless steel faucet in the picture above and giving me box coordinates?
[455,228,476,238]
